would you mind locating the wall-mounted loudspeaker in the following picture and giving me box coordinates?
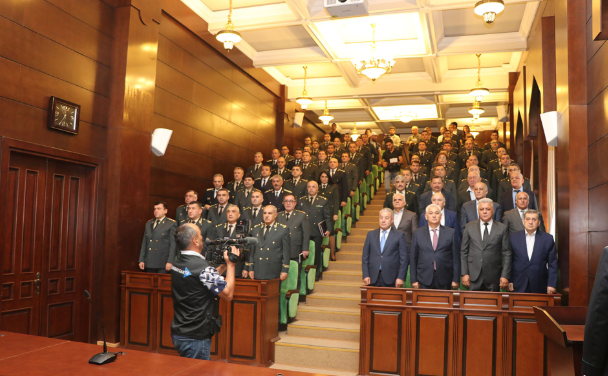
[151,128,173,156]
[294,112,304,128]
[540,111,558,146]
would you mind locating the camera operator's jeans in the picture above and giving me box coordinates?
[384,170,400,193]
[172,335,211,360]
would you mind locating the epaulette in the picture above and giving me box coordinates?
[254,177,261,181]
[284,189,292,193]
[203,218,212,223]
[296,210,307,214]
[168,218,176,222]
[278,223,287,228]
[177,204,186,208]
[285,179,293,182]
[301,178,309,182]
[207,188,214,191]
[243,206,252,210]
[265,189,273,193]
[148,218,154,222]
[299,195,307,200]
[254,222,264,228]
[215,223,223,227]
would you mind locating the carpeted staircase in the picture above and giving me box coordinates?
[271,187,387,376]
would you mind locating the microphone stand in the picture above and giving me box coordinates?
[84,290,118,365]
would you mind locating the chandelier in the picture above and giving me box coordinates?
[470,54,489,102]
[350,123,360,141]
[216,0,242,51]
[470,126,480,137]
[318,100,334,125]
[296,66,313,110]
[468,101,485,117]
[398,112,416,123]
[474,0,505,24]
[351,24,395,81]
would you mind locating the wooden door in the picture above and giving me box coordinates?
[1,153,94,342]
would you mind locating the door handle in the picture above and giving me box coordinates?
[34,272,40,295]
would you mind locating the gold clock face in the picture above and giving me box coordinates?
[54,104,77,129]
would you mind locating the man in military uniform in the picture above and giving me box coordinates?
[491,154,513,193]
[138,202,177,273]
[281,145,294,163]
[496,164,532,199]
[265,149,281,170]
[273,157,291,180]
[211,204,249,278]
[458,139,482,169]
[409,161,428,188]
[302,146,318,163]
[480,140,500,170]
[300,151,318,182]
[311,141,320,157]
[277,194,310,264]
[176,190,199,225]
[202,174,224,210]
[254,165,272,192]
[332,137,345,157]
[486,147,507,183]
[186,201,213,241]
[384,175,418,214]
[347,143,364,185]
[457,155,488,183]
[207,188,230,225]
[287,149,303,170]
[341,133,352,151]
[340,152,358,198]
[242,190,265,228]
[247,152,264,179]
[484,130,506,150]
[316,150,330,173]
[264,175,291,212]
[300,181,332,279]
[284,165,308,199]
[328,158,350,207]
[423,165,458,200]
[319,133,332,151]
[234,173,259,211]
[248,205,291,281]
[227,167,245,201]
[402,169,421,197]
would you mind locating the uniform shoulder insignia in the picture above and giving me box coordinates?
[215,223,223,227]
[296,210,306,214]
[244,206,252,210]
[301,178,308,182]
[168,218,176,222]
[255,177,261,181]
[148,218,154,222]
[207,188,214,191]
[284,189,292,193]
[254,223,264,228]
[285,179,293,182]
[204,219,212,223]
[177,204,186,208]
[337,169,345,172]
[278,223,287,228]
[265,189,273,193]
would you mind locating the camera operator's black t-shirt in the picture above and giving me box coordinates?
[170,251,226,339]
[382,148,402,172]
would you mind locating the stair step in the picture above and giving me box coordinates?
[314,281,361,294]
[271,363,358,376]
[339,244,363,252]
[348,228,371,236]
[288,320,360,341]
[296,304,360,323]
[336,252,362,261]
[306,292,360,308]
[274,334,359,372]
[322,270,362,282]
[327,261,362,271]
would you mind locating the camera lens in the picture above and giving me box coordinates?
[338,0,347,3]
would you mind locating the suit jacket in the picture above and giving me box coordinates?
[276,210,310,259]
[175,204,190,226]
[457,150,482,169]
[253,176,272,192]
[264,159,278,171]
[138,217,177,268]
[233,188,260,211]
[247,164,264,179]
[298,195,333,237]
[491,167,510,192]
[461,220,512,284]
[459,200,502,234]
[190,217,213,241]
[410,172,428,188]
[357,147,372,178]
[479,149,497,170]
[484,141,506,150]
[501,208,546,234]
[202,188,220,207]
[414,151,434,170]
[300,163,318,182]
[384,191,418,215]
[248,222,291,280]
[497,178,533,199]
[419,209,461,243]
[272,167,292,181]
[328,169,349,204]
[287,158,302,170]
[582,247,608,376]
[499,188,538,213]
[341,163,359,194]
[509,230,557,293]
[419,189,456,215]
[263,188,292,212]
[361,228,409,285]
[241,206,265,228]
[393,209,418,246]
[410,226,460,286]
[206,204,229,225]
[284,179,308,200]
[456,188,496,211]
[226,180,245,201]
[457,167,488,183]
[424,179,458,202]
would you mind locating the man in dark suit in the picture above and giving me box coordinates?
[329,123,341,144]
[277,194,310,263]
[241,191,265,228]
[211,204,249,278]
[418,192,461,242]
[206,188,230,225]
[227,167,245,202]
[347,143,364,185]
[264,175,291,212]
[273,157,291,180]
[299,181,332,279]
[356,138,372,181]
[419,176,456,214]
[284,166,308,200]
[507,209,557,294]
[423,165,457,200]
[248,205,291,281]
[410,204,460,290]
[234,173,259,211]
[316,150,330,173]
[499,172,538,212]
[327,158,349,207]
[502,191,546,233]
[300,151,318,182]
[186,201,213,241]
[176,190,199,225]
[138,202,177,273]
[254,166,272,192]
[202,174,224,210]
[362,208,409,288]
[391,192,418,247]
[461,198,511,291]
[247,152,265,179]
[384,175,418,214]
[460,182,502,233]
[457,156,488,182]
[457,171,495,210]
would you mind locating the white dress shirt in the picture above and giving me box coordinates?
[480,219,494,240]
[440,209,445,226]
[467,187,475,201]
[428,225,440,243]
[394,208,404,228]
[525,230,536,261]
[379,227,391,246]
[519,208,528,222]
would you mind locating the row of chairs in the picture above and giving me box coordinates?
[278,164,386,327]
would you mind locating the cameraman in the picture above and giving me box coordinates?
[382,138,403,193]
[170,223,240,360]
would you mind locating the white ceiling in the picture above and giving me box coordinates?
[182,0,539,135]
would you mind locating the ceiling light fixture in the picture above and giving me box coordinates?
[318,100,334,125]
[216,0,242,51]
[470,127,480,137]
[296,66,313,110]
[350,123,360,141]
[470,54,489,102]
[468,101,485,117]
[474,0,505,24]
[398,112,416,123]
[351,24,395,82]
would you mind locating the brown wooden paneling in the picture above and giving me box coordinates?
[369,310,401,375]
[589,135,608,187]
[511,317,546,376]
[462,314,498,376]
[45,0,114,36]
[589,183,608,231]
[588,90,608,145]
[414,312,450,376]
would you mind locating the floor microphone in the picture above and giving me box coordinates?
[84,290,117,365]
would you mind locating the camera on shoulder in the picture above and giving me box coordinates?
[203,219,257,265]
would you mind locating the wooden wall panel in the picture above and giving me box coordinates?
[462,315,498,376]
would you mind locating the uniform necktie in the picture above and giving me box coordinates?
[380,230,387,254]
[234,182,238,191]
[275,191,279,198]
[264,225,271,240]
[253,208,258,217]
[503,168,507,178]
[331,169,335,177]
[214,190,218,199]
[482,222,490,246]
[323,184,327,189]
[421,151,424,156]
[218,206,224,216]
[153,219,159,229]
[309,196,314,204]
[286,212,290,221]
[468,151,471,157]
[351,153,354,159]
[190,220,195,224]
[263,178,267,186]
[245,190,249,198]
[342,163,346,168]
[228,225,234,236]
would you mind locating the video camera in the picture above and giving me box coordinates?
[203,219,256,265]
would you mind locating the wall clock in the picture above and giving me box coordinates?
[48,96,80,134]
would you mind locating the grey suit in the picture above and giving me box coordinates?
[138,217,177,270]
[459,200,502,234]
[460,220,512,291]
[393,209,418,247]
[248,222,291,280]
[276,210,310,259]
[502,208,546,234]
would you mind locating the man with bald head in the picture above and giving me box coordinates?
[392,192,418,247]
[457,171,494,210]
[418,192,461,241]
[457,165,491,194]
[460,182,502,233]
[499,172,538,212]
[502,191,546,234]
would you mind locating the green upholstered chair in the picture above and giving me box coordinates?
[300,240,317,295]
[334,212,343,252]
[322,236,330,269]
[285,260,300,320]
[343,197,352,235]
